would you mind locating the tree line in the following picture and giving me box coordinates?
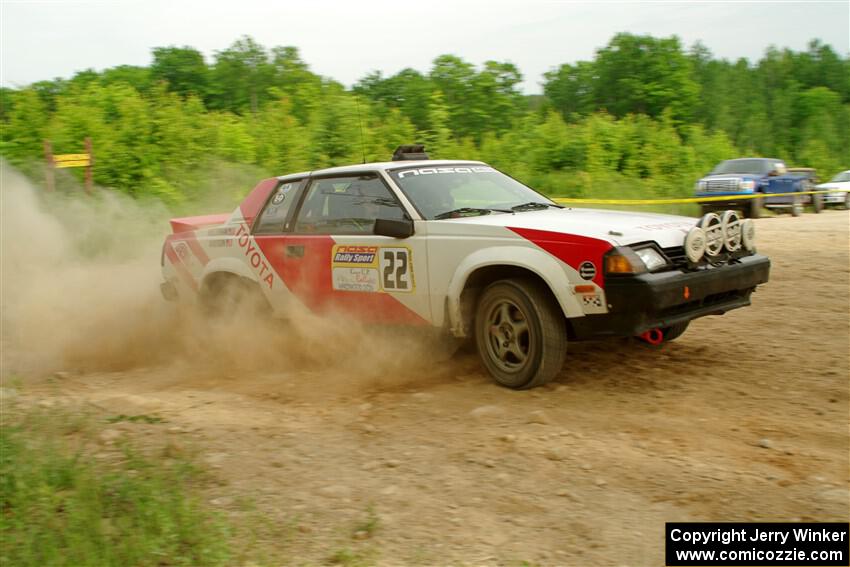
[1,33,847,207]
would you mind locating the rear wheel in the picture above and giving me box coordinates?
[748,195,762,219]
[474,279,566,389]
[812,192,823,213]
[200,274,269,320]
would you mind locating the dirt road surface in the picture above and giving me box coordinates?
[5,210,849,566]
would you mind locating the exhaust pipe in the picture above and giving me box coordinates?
[639,328,664,346]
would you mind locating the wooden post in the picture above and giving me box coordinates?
[43,139,55,192]
[84,137,94,195]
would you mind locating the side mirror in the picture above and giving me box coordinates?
[374,218,414,239]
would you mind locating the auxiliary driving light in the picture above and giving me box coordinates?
[697,212,724,257]
[684,226,707,263]
[721,210,742,252]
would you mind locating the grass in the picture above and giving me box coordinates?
[0,405,231,567]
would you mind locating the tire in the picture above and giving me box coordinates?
[200,274,269,320]
[747,195,762,219]
[791,195,803,217]
[474,279,566,390]
[661,321,690,342]
[844,192,850,210]
[812,192,823,214]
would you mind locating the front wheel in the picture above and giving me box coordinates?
[791,195,803,217]
[474,279,566,389]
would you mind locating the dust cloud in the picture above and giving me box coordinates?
[0,162,457,392]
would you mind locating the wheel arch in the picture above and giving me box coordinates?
[199,258,259,296]
[445,246,582,338]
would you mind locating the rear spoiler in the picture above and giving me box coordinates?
[169,213,230,234]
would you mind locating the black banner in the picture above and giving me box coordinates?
[666,522,849,566]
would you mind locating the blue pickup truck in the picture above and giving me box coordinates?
[695,158,817,218]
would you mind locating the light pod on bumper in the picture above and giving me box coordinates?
[741,219,756,252]
[684,226,707,263]
[697,213,724,257]
[721,210,742,252]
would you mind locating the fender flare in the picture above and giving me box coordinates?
[445,246,584,336]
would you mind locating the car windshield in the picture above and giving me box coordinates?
[710,159,774,175]
[388,165,553,219]
[829,171,850,183]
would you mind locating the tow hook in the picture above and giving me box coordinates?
[638,328,664,345]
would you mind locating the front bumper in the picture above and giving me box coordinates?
[570,254,770,339]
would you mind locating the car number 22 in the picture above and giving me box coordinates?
[380,248,413,292]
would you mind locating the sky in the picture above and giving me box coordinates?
[1,0,848,94]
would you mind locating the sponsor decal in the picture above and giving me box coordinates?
[332,268,380,292]
[330,245,414,293]
[209,227,237,236]
[234,223,275,289]
[175,242,190,262]
[636,221,695,232]
[333,245,377,265]
[581,294,603,309]
[579,261,597,281]
[397,166,495,178]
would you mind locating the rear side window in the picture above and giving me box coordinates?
[254,181,301,234]
[293,174,406,234]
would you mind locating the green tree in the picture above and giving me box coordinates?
[151,46,209,99]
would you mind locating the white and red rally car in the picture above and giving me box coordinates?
[161,146,770,389]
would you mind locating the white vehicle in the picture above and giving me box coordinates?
[161,146,771,389]
[816,170,850,209]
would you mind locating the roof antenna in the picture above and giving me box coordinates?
[354,95,366,164]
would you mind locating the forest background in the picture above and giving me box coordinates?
[1,33,847,212]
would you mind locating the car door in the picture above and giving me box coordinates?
[272,173,432,326]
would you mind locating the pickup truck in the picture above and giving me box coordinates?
[695,158,814,218]
[161,147,771,389]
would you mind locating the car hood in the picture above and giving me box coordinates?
[816,182,848,190]
[442,208,698,248]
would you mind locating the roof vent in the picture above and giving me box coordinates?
[392,144,429,161]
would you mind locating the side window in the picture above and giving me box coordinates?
[254,181,301,234]
[293,174,405,234]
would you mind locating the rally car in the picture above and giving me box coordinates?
[161,146,770,389]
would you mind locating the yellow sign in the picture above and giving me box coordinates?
[54,154,91,168]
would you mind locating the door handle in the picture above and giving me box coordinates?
[285,245,304,258]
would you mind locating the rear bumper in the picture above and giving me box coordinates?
[570,254,770,339]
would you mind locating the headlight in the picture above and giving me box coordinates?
[604,247,647,275]
[696,181,707,191]
[633,247,667,272]
[741,219,756,252]
[739,179,756,191]
[684,227,706,263]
